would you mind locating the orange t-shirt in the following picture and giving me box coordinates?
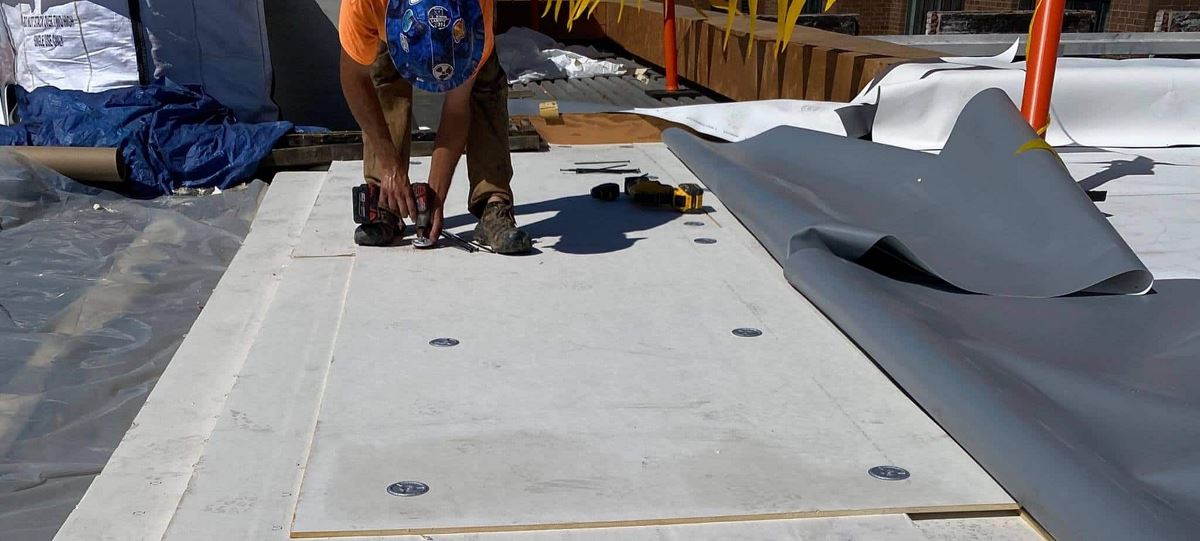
[339,0,494,69]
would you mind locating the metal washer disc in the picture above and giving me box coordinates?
[868,465,910,481]
[430,338,460,347]
[732,328,763,338]
[387,481,430,497]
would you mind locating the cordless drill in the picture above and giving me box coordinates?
[352,182,436,248]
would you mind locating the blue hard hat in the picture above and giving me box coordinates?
[385,0,487,93]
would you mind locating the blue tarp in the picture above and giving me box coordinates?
[0,80,293,196]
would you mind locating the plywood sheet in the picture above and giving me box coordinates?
[291,147,1013,538]
[527,114,677,144]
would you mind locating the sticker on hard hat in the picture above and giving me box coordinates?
[432,63,454,80]
[452,18,465,43]
[427,6,450,29]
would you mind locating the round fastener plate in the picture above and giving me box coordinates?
[732,328,763,338]
[868,465,910,481]
[694,238,718,244]
[387,481,430,497]
[429,338,460,347]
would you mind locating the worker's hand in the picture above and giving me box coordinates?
[377,152,416,220]
[427,176,452,242]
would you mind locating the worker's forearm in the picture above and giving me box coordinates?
[339,51,394,153]
[428,88,473,192]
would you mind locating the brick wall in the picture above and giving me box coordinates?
[1108,0,1153,30]
[726,0,1200,35]
[824,0,907,34]
[964,0,1021,9]
[1108,0,1200,31]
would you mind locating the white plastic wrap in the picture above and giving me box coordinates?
[0,1,139,93]
[0,0,276,122]
[496,27,626,84]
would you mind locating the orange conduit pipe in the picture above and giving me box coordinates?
[1021,0,1066,136]
[663,0,679,91]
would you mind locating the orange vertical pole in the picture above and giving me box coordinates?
[1021,0,1066,136]
[663,0,679,91]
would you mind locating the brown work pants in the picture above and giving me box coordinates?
[363,46,514,218]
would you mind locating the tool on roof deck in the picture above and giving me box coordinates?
[590,182,621,201]
[560,164,642,174]
[441,230,494,253]
[624,174,705,213]
[574,160,630,166]
[411,182,436,248]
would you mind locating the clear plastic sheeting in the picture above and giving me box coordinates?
[0,151,262,540]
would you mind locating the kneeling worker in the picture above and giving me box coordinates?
[339,0,532,253]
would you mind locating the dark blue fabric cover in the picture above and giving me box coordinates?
[0,79,292,196]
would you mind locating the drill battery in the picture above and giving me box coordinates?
[352,183,381,224]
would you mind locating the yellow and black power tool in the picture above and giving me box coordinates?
[622,174,704,213]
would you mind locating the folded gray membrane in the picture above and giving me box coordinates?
[665,89,1200,541]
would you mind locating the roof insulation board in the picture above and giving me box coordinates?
[288,145,1016,537]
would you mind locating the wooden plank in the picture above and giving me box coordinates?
[593,0,936,102]
[263,143,364,168]
[861,57,908,92]
[525,113,679,144]
[804,46,841,100]
[290,146,1015,538]
[280,131,363,147]
[266,122,542,169]
[831,51,878,102]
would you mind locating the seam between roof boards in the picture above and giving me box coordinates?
[287,260,356,536]
[157,176,329,537]
[158,255,354,538]
[53,174,325,541]
[289,503,1022,538]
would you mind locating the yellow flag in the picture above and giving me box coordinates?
[747,0,758,42]
[775,0,787,53]
[722,0,738,49]
[779,0,807,51]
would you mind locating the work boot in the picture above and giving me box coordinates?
[474,200,533,254]
[355,208,405,247]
